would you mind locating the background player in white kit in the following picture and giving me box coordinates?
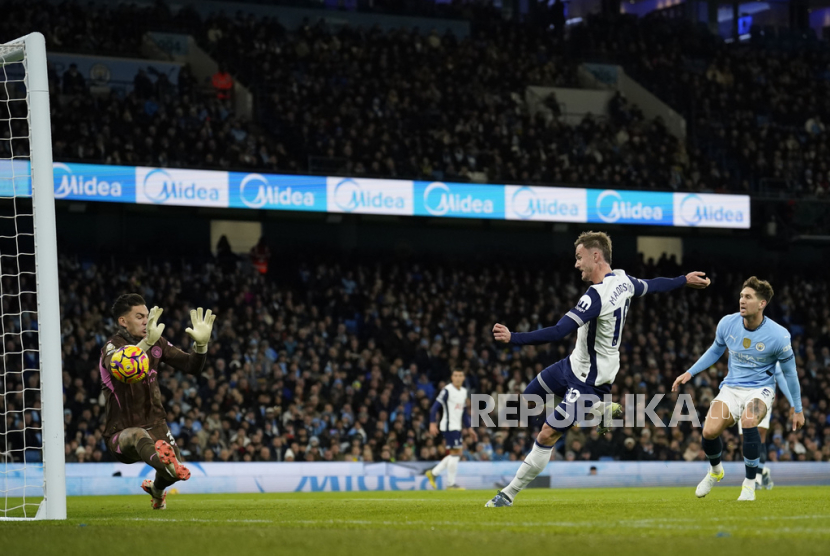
[486,231,711,507]
[425,369,476,490]
[673,276,803,501]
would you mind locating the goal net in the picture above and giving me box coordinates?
[0,33,65,520]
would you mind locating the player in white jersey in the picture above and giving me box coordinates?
[737,361,794,490]
[425,370,476,490]
[485,231,711,507]
[673,276,803,501]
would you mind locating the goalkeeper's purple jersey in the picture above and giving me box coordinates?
[99,329,205,438]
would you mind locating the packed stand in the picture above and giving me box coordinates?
[0,0,172,57]
[197,13,696,187]
[571,13,830,197]
[47,64,281,170]
[218,0,504,22]
[3,248,829,465]
[2,1,704,189]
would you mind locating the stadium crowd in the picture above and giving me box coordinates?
[10,2,830,195]
[571,13,830,197]
[3,247,828,466]
[4,1,706,190]
[3,1,830,196]
[48,70,281,171]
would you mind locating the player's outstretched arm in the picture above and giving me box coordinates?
[137,306,165,352]
[493,315,579,346]
[161,307,217,374]
[671,339,726,392]
[683,271,711,289]
[186,307,217,354]
[629,271,710,297]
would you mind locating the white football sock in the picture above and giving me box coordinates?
[711,462,724,475]
[447,455,459,486]
[432,455,451,476]
[502,442,553,501]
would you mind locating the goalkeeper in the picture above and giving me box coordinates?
[98,294,216,510]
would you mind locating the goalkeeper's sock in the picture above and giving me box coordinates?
[135,440,178,492]
[702,436,723,473]
[154,471,177,492]
[431,455,450,476]
[743,427,761,480]
[136,437,166,472]
[446,455,459,486]
[502,441,552,501]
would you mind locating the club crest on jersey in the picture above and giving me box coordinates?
[755,342,765,352]
[565,388,580,403]
[576,295,592,313]
[742,338,751,349]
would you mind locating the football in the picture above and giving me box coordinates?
[109,345,150,384]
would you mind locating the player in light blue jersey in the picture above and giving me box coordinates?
[673,276,804,502]
[484,231,711,508]
[737,361,794,490]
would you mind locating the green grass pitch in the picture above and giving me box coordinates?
[2,487,830,556]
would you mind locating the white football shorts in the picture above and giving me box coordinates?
[712,385,775,429]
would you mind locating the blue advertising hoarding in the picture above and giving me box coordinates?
[0,159,31,197]
[587,189,674,226]
[53,162,136,204]
[0,161,752,229]
[228,172,327,212]
[414,181,504,219]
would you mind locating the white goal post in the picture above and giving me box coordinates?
[1,32,66,520]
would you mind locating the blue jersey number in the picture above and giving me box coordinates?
[612,299,630,347]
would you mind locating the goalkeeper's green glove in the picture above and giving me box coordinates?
[186,307,216,354]
[137,306,165,352]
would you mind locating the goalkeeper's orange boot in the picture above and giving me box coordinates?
[154,440,191,481]
[141,479,167,510]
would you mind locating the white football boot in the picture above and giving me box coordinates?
[738,478,756,501]
[761,467,774,490]
[695,467,724,498]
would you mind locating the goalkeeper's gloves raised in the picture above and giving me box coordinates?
[186,307,216,354]
[137,306,165,352]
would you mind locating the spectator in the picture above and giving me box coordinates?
[62,63,86,95]
[133,69,154,100]
[211,64,233,101]
[250,237,271,276]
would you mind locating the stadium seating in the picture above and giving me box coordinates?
[3,251,826,464]
[3,2,830,466]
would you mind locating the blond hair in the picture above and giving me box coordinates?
[574,231,612,264]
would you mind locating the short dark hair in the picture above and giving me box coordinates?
[575,231,612,264]
[112,293,147,320]
[742,276,774,303]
